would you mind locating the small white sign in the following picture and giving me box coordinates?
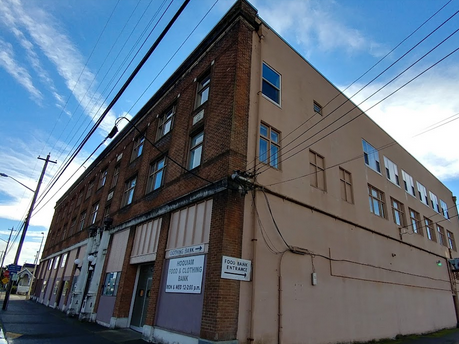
[167,244,205,258]
[221,256,251,281]
[166,255,205,294]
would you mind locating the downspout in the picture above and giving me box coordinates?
[248,18,264,344]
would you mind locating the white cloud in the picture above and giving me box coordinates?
[0,0,117,136]
[253,0,385,57]
[0,38,43,101]
[343,65,459,181]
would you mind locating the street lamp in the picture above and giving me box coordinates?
[0,173,34,192]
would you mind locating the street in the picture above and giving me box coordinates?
[0,295,145,343]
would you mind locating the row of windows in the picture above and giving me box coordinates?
[368,184,456,251]
[50,71,212,245]
[362,139,450,220]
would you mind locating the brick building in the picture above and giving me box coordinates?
[33,1,459,344]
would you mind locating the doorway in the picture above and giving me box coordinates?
[130,264,154,332]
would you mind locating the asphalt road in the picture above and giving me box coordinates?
[0,295,145,344]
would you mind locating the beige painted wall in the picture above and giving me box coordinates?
[238,22,459,344]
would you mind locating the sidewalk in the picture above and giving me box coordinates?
[0,295,146,343]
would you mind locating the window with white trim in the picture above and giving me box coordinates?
[98,170,108,189]
[131,135,145,162]
[417,182,428,205]
[362,140,380,173]
[122,177,137,207]
[437,225,447,246]
[196,73,210,107]
[447,230,457,251]
[259,124,280,169]
[440,199,450,219]
[383,156,399,186]
[402,170,416,196]
[391,198,405,226]
[368,184,386,218]
[90,202,99,225]
[429,191,440,213]
[424,217,436,242]
[262,63,281,105]
[409,208,422,235]
[189,131,204,170]
[157,106,175,140]
[146,157,166,193]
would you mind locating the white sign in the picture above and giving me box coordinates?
[166,255,205,294]
[221,256,251,281]
[167,244,205,258]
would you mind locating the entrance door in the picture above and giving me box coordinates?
[130,264,154,331]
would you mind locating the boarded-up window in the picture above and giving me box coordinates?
[130,218,162,264]
[167,199,212,251]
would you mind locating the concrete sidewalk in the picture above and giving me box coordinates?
[0,295,146,343]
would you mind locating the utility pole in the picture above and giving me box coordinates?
[0,227,15,269]
[2,154,56,310]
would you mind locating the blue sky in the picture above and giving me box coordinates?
[0,0,458,265]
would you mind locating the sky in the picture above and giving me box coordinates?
[0,0,458,265]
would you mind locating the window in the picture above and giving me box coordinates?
[98,170,108,189]
[111,165,120,188]
[339,167,353,203]
[48,258,53,270]
[391,198,405,226]
[86,180,94,199]
[77,190,84,206]
[90,202,99,225]
[61,253,68,268]
[429,192,440,213]
[417,182,428,205]
[440,199,450,219]
[196,72,210,107]
[309,150,326,190]
[384,157,400,186]
[102,272,121,296]
[313,101,322,115]
[447,231,457,251]
[368,185,386,218]
[259,124,280,168]
[362,140,381,173]
[424,218,436,242]
[69,218,76,236]
[146,157,166,193]
[189,131,204,170]
[262,63,280,104]
[54,256,59,269]
[121,177,137,207]
[437,225,447,246]
[409,208,422,235]
[157,106,175,140]
[78,212,86,231]
[131,135,145,162]
[402,170,416,196]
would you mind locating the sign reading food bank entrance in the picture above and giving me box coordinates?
[221,256,251,281]
[166,255,205,294]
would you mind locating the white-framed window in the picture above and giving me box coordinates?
[437,225,447,246]
[409,208,422,235]
[383,156,399,186]
[429,191,440,213]
[189,131,204,170]
[262,62,281,105]
[157,106,175,140]
[98,169,108,189]
[196,72,210,107]
[78,212,86,231]
[417,182,428,205]
[402,170,416,196]
[122,177,137,207]
[362,139,380,173]
[368,184,386,218]
[90,202,99,224]
[131,135,145,162]
[440,199,450,219]
[146,157,166,193]
[391,198,405,226]
[424,217,436,242]
[447,230,457,251]
[259,123,280,169]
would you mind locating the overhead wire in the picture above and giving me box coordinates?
[34,0,192,209]
[245,6,459,173]
[254,30,459,176]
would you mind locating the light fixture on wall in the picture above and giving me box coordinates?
[436,260,442,267]
[74,259,82,271]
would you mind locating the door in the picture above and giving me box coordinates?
[130,264,154,331]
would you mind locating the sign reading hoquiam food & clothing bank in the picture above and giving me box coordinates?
[166,255,205,294]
